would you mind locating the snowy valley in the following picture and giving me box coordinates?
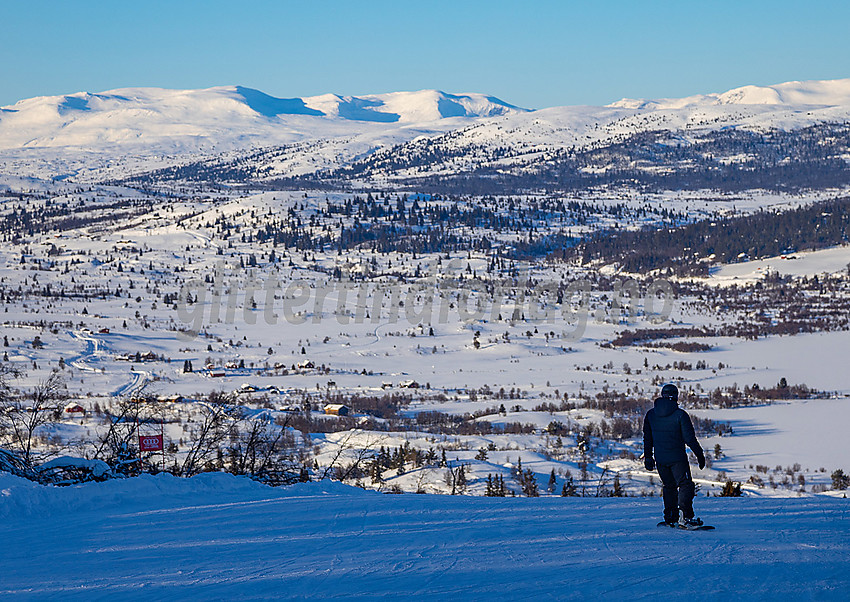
[1,77,850,598]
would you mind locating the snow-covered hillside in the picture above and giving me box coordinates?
[1,472,847,599]
[325,77,850,187]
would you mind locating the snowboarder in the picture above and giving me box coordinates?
[643,383,706,528]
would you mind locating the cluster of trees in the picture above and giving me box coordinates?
[832,469,849,490]
[369,442,443,479]
[747,462,815,492]
[541,124,850,194]
[577,196,850,275]
[609,327,712,347]
[0,372,310,486]
[234,192,673,259]
[0,192,155,241]
[609,272,850,343]
[0,370,68,474]
[687,380,821,409]
[484,473,510,496]
[511,458,540,496]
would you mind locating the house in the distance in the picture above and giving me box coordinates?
[324,404,350,416]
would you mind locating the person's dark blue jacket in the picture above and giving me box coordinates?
[643,396,705,468]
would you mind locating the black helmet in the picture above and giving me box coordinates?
[661,383,678,400]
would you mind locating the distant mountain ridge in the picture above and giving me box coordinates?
[0,85,525,150]
[2,78,850,186]
[607,78,850,110]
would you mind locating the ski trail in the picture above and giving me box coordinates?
[112,369,150,398]
[3,476,849,599]
[67,330,101,372]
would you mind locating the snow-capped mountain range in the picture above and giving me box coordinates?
[0,86,523,150]
[608,78,850,110]
[2,78,850,183]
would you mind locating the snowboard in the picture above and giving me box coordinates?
[657,521,715,531]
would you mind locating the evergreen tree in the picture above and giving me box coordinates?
[456,464,467,489]
[547,468,557,494]
[831,469,849,490]
[521,469,539,497]
[714,444,723,460]
[612,474,625,497]
[561,476,578,497]
[370,459,384,484]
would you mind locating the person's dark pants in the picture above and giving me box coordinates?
[657,461,695,522]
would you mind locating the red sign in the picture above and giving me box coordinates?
[139,434,164,452]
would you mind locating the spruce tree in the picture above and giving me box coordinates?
[497,474,507,497]
[521,469,539,497]
[561,476,578,497]
[485,474,495,496]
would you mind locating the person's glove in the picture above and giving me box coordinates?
[644,456,655,471]
[696,451,706,470]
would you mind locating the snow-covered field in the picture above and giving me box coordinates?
[1,472,848,600]
[705,245,850,284]
[695,397,850,473]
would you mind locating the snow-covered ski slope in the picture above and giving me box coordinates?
[1,472,847,600]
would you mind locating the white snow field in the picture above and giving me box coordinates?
[1,472,848,600]
[705,245,850,285]
[695,397,850,473]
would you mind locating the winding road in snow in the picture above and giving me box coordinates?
[67,330,151,398]
[67,330,101,373]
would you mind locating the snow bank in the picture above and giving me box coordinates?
[39,456,111,478]
[0,471,363,520]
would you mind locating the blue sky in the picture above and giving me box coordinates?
[2,0,848,109]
